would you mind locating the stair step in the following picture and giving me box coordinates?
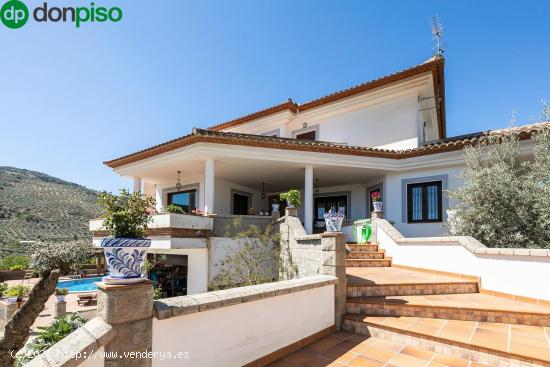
[346,250,385,259]
[343,315,550,366]
[346,293,550,326]
[266,331,486,367]
[347,243,378,252]
[347,281,480,297]
[346,258,391,267]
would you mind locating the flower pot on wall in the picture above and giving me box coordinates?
[373,201,384,212]
[5,297,17,305]
[324,210,345,232]
[55,296,66,303]
[101,238,151,285]
[272,203,280,212]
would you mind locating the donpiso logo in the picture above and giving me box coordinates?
[0,0,28,29]
[0,1,122,29]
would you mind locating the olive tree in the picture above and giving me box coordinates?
[209,217,280,290]
[449,125,550,248]
[0,240,95,366]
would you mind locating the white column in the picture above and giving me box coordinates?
[132,177,142,193]
[204,159,215,215]
[304,166,314,234]
[155,185,164,213]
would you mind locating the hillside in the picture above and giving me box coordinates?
[0,167,101,250]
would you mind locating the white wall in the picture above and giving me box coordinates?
[384,165,464,237]
[376,225,550,301]
[214,178,267,215]
[287,94,421,149]
[152,284,335,367]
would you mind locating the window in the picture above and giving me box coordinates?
[167,189,196,213]
[232,193,249,215]
[407,181,442,223]
[315,195,348,221]
[295,130,316,141]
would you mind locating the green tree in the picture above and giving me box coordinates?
[0,240,94,367]
[450,126,550,248]
[209,217,280,290]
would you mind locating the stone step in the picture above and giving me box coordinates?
[346,250,385,259]
[343,315,550,367]
[346,293,550,326]
[347,281,480,297]
[346,243,378,252]
[346,258,392,267]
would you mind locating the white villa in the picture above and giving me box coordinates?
[91,55,547,295]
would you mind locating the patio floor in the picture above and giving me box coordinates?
[267,330,487,367]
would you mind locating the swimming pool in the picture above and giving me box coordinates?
[58,277,102,293]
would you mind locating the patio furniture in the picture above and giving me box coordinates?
[22,271,33,283]
[77,293,97,306]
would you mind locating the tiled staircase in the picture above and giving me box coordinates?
[343,242,550,367]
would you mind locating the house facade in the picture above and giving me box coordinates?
[92,55,545,294]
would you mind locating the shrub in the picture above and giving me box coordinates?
[6,285,31,300]
[0,283,7,296]
[19,313,86,365]
[97,189,155,238]
[54,288,68,296]
[164,204,185,214]
[280,189,302,207]
[30,240,95,274]
[0,255,30,271]
[9,265,25,271]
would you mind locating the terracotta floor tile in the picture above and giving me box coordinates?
[320,346,359,364]
[369,339,403,352]
[509,341,550,361]
[469,335,509,351]
[302,355,333,367]
[337,339,373,354]
[282,351,317,364]
[346,267,473,286]
[347,355,385,367]
[400,345,434,361]
[510,333,548,348]
[432,354,470,367]
[305,336,348,354]
[387,353,428,367]
[360,345,398,362]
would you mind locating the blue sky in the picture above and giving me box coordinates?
[1,0,549,192]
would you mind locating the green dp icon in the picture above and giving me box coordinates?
[0,0,29,29]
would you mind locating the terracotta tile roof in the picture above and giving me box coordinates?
[209,56,446,135]
[103,122,550,169]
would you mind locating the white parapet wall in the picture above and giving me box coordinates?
[152,276,337,367]
[374,219,550,301]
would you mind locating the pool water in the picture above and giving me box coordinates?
[58,277,102,293]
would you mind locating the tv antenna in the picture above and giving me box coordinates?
[429,15,445,56]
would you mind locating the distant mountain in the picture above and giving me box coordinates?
[0,167,101,250]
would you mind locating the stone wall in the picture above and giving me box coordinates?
[278,214,347,329]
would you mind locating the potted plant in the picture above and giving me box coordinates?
[164,204,185,214]
[55,288,68,303]
[371,192,383,212]
[6,285,31,306]
[97,189,155,285]
[324,207,346,232]
[280,190,302,208]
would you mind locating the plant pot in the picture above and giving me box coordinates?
[5,297,17,305]
[101,238,151,285]
[324,212,345,232]
[285,200,294,208]
[373,201,384,212]
[55,295,66,303]
[271,203,280,212]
